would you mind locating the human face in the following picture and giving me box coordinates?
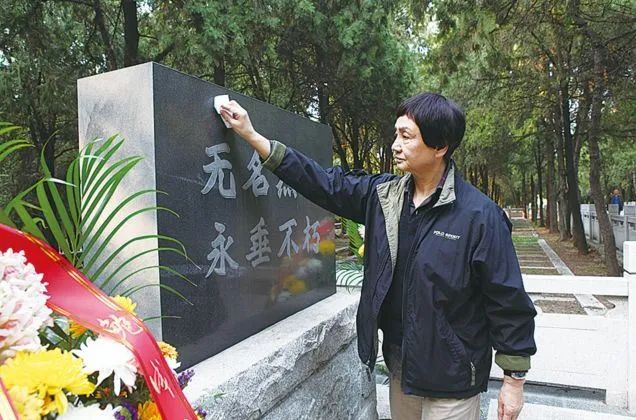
[391,115,447,175]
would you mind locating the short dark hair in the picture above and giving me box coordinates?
[396,92,466,158]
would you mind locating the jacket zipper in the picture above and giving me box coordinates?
[470,361,476,386]
[400,206,436,384]
[368,249,391,371]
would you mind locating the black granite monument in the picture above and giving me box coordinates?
[78,63,336,367]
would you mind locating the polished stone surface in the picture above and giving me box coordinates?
[78,62,335,367]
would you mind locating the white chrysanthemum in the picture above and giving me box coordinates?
[357,225,365,240]
[57,402,116,420]
[73,336,137,396]
[0,248,53,362]
[166,356,181,371]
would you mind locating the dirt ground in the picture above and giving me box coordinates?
[532,225,616,314]
[535,226,609,276]
[532,294,586,314]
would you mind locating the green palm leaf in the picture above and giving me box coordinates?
[82,204,180,271]
[3,134,195,304]
[0,139,32,162]
[343,218,364,259]
[122,282,193,306]
[109,265,194,296]
[0,124,32,228]
[335,258,364,291]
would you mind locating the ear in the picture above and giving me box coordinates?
[435,145,449,159]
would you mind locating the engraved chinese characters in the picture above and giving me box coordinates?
[242,151,269,197]
[205,222,239,277]
[200,143,321,278]
[201,143,236,198]
[245,217,271,268]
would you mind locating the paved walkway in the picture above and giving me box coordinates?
[482,380,636,419]
[378,381,636,419]
[511,218,608,316]
[511,218,560,276]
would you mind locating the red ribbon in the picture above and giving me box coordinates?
[0,224,197,419]
[0,378,19,420]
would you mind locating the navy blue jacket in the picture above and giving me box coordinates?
[262,141,537,398]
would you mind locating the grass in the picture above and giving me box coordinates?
[512,235,539,245]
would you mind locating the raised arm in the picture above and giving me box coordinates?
[219,100,393,223]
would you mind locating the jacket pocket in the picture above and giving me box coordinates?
[405,310,473,392]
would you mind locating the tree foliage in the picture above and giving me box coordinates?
[420,0,635,268]
[1,0,634,273]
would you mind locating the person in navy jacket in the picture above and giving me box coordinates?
[220,93,536,420]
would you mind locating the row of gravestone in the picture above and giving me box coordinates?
[583,203,636,216]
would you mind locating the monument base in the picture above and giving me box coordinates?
[185,291,377,419]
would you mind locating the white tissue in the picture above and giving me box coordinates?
[214,95,232,128]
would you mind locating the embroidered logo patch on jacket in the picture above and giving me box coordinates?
[433,230,461,241]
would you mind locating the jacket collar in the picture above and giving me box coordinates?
[376,161,457,269]
[434,162,456,208]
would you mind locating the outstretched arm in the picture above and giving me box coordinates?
[219,100,393,223]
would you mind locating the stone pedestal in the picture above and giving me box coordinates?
[185,291,377,420]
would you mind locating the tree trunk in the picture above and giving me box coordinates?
[332,128,349,171]
[122,0,139,67]
[315,49,345,169]
[587,79,620,274]
[535,138,545,226]
[93,0,118,70]
[570,0,620,273]
[481,165,489,195]
[531,174,537,222]
[380,143,393,173]
[533,138,545,226]
[559,79,588,253]
[573,86,591,175]
[544,131,558,232]
[214,59,226,86]
[554,114,570,239]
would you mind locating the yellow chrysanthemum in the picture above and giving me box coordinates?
[318,239,335,255]
[282,274,297,289]
[158,341,178,360]
[358,244,365,257]
[287,278,307,295]
[0,349,94,415]
[138,400,161,420]
[8,386,42,420]
[112,295,137,315]
[69,321,88,339]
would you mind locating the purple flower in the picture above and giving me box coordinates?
[115,401,138,420]
[177,369,195,388]
[195,407,208,419]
